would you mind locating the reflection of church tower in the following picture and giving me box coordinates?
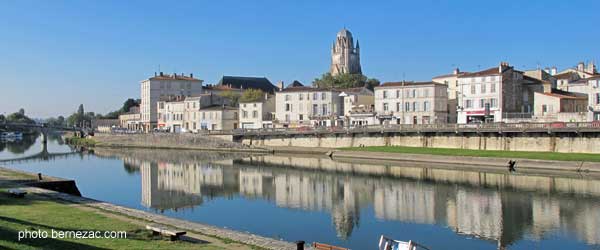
[330,28,362,76]
[331,182,360,240]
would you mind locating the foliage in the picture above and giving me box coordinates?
[102,98,140,119]
[342,146,600,162]
[67,104,91,127]
[239,89,265,103]
[45,116,66,127]
[65,136,96,146]
[0,114,5,122]
[4,109,35,124]
[313,72,380,89]
[219,90,241,106]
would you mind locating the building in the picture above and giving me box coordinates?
[456,62,545,124]
[118,106,141,131]
[275,84,343,127]
[586,76,600,121]
[215,76,278,94]
[556,61,597,79]
[374,81,448,125]
[330,28,362,76]
[347,107,377,127]
[239,95,275,129]
[339,87,374,126]
[157,93,230,132]
[432,68,469,123]
[92,119,119,133]
[196,105,239,131]
[140,72,204,131]
[533,89,588,122]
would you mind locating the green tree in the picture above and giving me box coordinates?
[219,90,241,106]
[0,114,5,122]
[239,89,265,103]
[18,108,25,116]
[6,111,35,124]
[313,73,380,89]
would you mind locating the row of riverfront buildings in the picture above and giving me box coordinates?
[115,28,600,132]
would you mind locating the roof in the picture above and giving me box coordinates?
[539,89,587,100]
[432,71,469,79]
[376,81,446,88]
[279,86,339,93]
[553,71,579,80]
[458,67,501,78]
[217,76,277,93]
[290,80,304,87]
[201,105,238,111]
[337,87,374,95]
[149,73,200,81]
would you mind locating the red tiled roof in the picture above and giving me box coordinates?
[377,81,445,88]
[458,67,501,78]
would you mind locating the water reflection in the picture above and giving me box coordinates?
[95,149,600,248]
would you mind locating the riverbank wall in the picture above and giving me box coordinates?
[0,167,81,196]
[240,131,600,154]
[92,133,271,153]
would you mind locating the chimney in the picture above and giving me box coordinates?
[453,68,460,75]
[190,73,194,78]
[160,72,164,76]
[587,61,597,74]
[277,81,284,91]
[499,62,509,73]
[550,66,557,75]
[577,62,585,72]
[154,72,157,76]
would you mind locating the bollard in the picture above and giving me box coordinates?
[37,173,43,181]
[295,240,305,250]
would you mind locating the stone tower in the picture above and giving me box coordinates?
[330,28,362,76]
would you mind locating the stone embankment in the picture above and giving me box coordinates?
[93,133,270,153]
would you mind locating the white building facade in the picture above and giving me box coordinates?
[275,86,343,127]
[140,72,204,131]
[374,82,448,125]
[239,96,275,129]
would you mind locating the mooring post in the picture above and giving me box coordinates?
[37,173,43,181]
[295,240,305,250]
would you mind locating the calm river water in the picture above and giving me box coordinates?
[1,135,600,250]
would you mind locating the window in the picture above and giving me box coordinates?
[596,93,600,105]
[285,104,291,111]
[490,83,496,93]
[313,93,318,100]
[285,95,290,101]
[383,103,389,111]
[253,103,257,107]
[481,84,486,94]
[252,110,258,118]
[413,102,419,112]
[491,98,498,108]
[242,111,248,118]
[471,85,476,94]
[542,105,547,113]
[465,100,473,108]
[396,90,400,98]
[321,92,327,100]
[397,103,401,111]
[312,104,318,115]
[285,114,290,121]
[383,91,388,98]
[299,114,304,120]
[480,99,485,108]
[423,101,430,111]
[405,102,410,111]
[243,103,246,108]
[412,89,417,98]
[322,104,327,115]
[299,94,303,100]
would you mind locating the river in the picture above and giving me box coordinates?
[1,135,599,250]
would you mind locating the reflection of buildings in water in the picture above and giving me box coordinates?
[374,182,436,224]
[452,189,502,240]
[122,150,600,246]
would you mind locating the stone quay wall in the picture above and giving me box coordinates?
[240,132,600,154]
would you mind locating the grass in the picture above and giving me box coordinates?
[0,192,230,250]
[341,146,600,162]
[64,137,96,147]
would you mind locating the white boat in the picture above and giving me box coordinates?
[379,235,430,250]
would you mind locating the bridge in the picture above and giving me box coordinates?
[0,122,85,164]
[0,122,83,145]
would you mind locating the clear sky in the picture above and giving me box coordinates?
[1,0,599,118]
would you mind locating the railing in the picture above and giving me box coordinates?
[218,121,600,136]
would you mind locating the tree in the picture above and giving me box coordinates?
[18,108,25,116]
[219,90,241,106]
[77,104,85,117]
[5,110,35,124]
[313,72,380,89]
[239,89,265,103]
[0,114,5,122]
[120,98,139,113]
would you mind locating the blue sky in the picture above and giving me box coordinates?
[1,0,599,118]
